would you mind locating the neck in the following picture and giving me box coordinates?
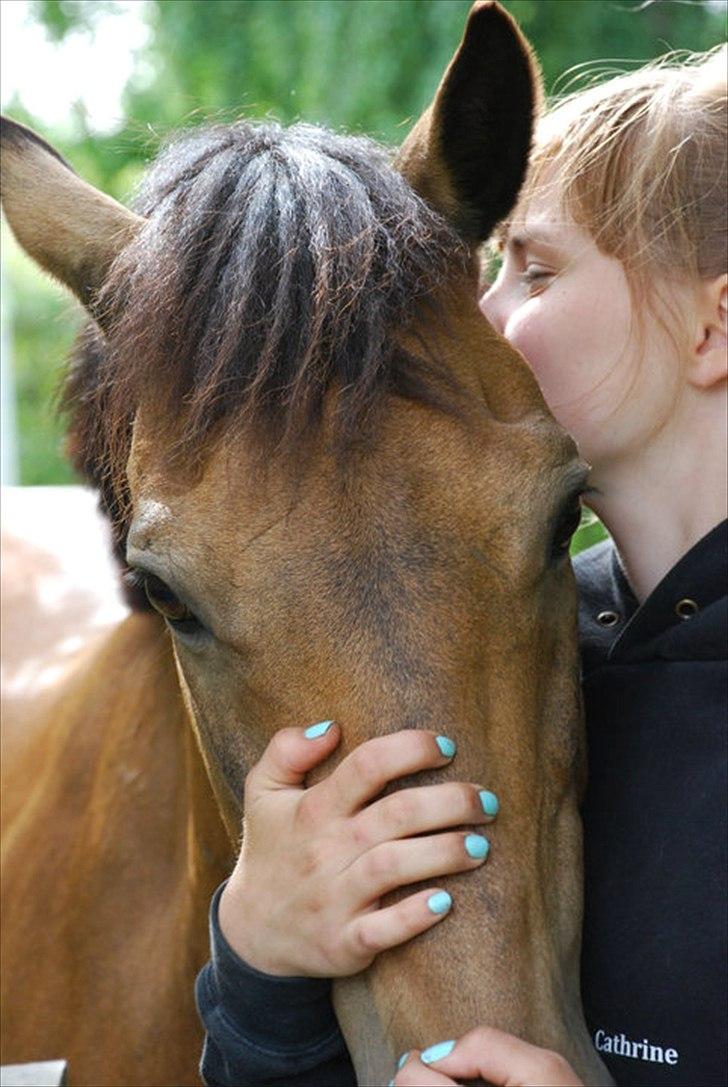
[587,391,727,602]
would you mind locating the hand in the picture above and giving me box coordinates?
[393,1028,582,1086]
[218,722,498,977]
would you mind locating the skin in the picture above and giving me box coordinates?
[394,1027,583,1086]
[481,185,728,602]
[221,724,498,978]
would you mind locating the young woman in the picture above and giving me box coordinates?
[196,47,727,1087]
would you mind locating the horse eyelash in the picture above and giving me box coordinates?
[123,568,147,593]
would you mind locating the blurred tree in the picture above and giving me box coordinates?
[33,0,119,41]
[27,0,728,195]
[123,0,727,138]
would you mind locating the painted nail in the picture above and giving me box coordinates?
[464,833,490,860]
[388,1080,395,1087]
[304,720,333,739]
[479,790,499,817]
[435,735,456,758]
[397,1051,409,1069]
[427,891,452,916]
[421,1039,456,1065]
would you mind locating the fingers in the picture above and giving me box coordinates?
[347,830,490,902]
[345,887,455,961]
[396,1028,583,1087]
[245,721,340,796]
[316,730,458,815]
[358,781,498,847]
[393,1053,453,1085]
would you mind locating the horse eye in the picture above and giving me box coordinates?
[551,499,583,561]
[134,572,201,633]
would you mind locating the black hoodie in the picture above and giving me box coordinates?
[579,520,727,1086]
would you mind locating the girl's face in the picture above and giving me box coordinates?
[480,185,680,471]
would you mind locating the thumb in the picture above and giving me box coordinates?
[413,1028,582,1087]
[247,721,341,795]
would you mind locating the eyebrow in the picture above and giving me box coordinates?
[507,226,564,251]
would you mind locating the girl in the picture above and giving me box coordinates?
[196,46,727,1087]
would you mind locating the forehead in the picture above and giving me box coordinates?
[123,277,580,575]
[503,163,593,256]
[126,388,578,566]
[508,211,588,258]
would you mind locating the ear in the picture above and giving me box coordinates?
[1,116,143,323]
[690,275,728,390]
[395,0,542,243]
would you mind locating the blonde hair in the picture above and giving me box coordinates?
[508,45,727,353]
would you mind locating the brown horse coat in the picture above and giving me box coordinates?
[2,491,232,1084]
[1,4,611,1084]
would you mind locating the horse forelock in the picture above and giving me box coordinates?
[61,120,474,599]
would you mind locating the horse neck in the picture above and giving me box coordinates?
[5,612,232,912]
[330,740,611,1086]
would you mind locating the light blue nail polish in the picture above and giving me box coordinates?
[388,1080,395,1086]
[304,720,333,739]
[465,833,489,859]
[421,1039,456,1065]
[435,735,456,758]
[397,1051,409,1069]
[479,790,499,817]
[427,891,452,915]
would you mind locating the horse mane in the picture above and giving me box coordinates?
[61,120,470,606]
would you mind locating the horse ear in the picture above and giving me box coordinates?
[0,116,143,322]
[396,0,542,243]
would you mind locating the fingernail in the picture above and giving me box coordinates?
[397,1051,409,1069]
[478,789,499,817]
[435,735,456,758]
[421,1039,456,1064]
[388,1080,395,1087]
[427,891,452,916]
[304,720,333,739]
[464,833,489,859]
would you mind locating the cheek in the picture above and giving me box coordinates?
[503,292,584,405]
[503,283,632,438]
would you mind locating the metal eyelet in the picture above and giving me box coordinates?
[596,610,620,627]
[675,598,699,620]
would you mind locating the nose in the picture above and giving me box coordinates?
[479,281,505,334]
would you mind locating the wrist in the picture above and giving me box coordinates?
[217,879,294,977]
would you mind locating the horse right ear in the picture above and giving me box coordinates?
[395,0,542,243]
[0,116,143,325]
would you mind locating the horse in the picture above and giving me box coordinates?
[0,3,612,1085]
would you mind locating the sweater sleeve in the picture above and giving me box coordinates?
[195,882,357,1087]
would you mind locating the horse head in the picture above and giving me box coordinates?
[1,3,609,1083]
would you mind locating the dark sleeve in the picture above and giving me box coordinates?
[195,882,357,1087]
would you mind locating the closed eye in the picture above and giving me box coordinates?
[519,266,553,294]
[123,569,205,637]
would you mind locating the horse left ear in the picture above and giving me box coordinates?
[0,116,144,323]
[396,0,542,243]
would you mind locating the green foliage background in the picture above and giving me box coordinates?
[2,0,725,549]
